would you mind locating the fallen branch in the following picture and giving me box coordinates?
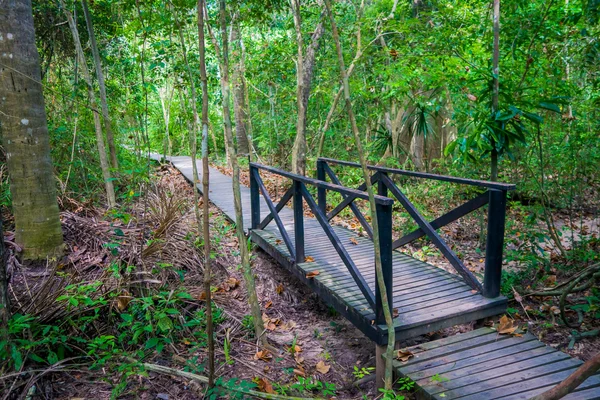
[142,362,321,400]
[528,352,600,400]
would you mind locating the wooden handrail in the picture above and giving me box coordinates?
[318,157,516,191]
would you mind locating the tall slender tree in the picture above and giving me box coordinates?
[197,0,215,387]
[324,0,395,390]
[60,0,116,208]
[216,0,267,345]
[490,0,500,181]
[0,0,64,260]
[81,0,119,169]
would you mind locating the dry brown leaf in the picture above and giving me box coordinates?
[197,291,207,301]
[254,350,273,362]
[221,277,240,291]
[512,287,523,303]
[315,361,331,374]
[263,366,271,373]
[305,255,315,263]
[275,239,282,245]
[265,300,273,309]
[550,306,561,315]
[396,349,414,362]
[497,315,518,335]
[295,355,305,364]
[294,345,302,353]
[306,271,320,279]
[276,283,284,295]
[256,377,275,394]
[393,308,399,318]
[350,237,359,245]
[116,291,131,311]
[294,367,306,377]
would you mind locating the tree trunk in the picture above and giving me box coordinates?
[324,0,395,390]
[231,22,250,156]
[158,82,174,159]
[490,0,500,181]
[0,204,9,325]
[290,2,325,175]
[81,0,118,169]
[218,0,267,345]
[60,0,116,208]
[197,0,214,386]
[0,0,64,259]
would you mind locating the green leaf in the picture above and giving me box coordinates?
[538,102,561,113]
[145,337,159,349]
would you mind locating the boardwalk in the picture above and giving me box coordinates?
[151,154,505,344]
[154,153,600,398]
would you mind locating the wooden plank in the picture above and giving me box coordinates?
[406,338,549,380]
[422,351,575,394]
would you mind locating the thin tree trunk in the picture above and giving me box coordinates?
[0,0,64,259]
[174,8,202,230]
[197,0,214,387]
[529,353,600,400]
[60,0,116,208]
[0,204,9,325]
[231,22,250,156]
[490,0,500,181]
[159,82,174,159]
[324,0,395,390]
[218,0,267,345]
[81,0,118,169]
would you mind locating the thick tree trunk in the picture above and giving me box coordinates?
[291,1,324,175]
[231,22,250,156]
[60,0,116,208]
[218,0,267,345]
[0,0,64,259]
[81,0,118,169]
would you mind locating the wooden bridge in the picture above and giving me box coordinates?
[151,153,600,399]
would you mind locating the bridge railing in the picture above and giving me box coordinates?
[249,162,395,324]
[316,157,516,299]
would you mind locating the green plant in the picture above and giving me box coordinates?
[353,365,375,379]
[379,387,405,400]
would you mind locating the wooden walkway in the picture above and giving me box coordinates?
[390,327,600,399]
[153,154,599,397]
[150,154,505,344]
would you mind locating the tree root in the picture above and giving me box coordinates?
[568,329,599,350]
[142,362,322,400]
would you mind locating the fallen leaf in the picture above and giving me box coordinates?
[396,349,414,362]
[221,277,240,291]
[306,271,320,279]
[550,306,561,315]
[294,367,306,377]
[512,287,523,303]
[265,300,273,309]
[116,290,131,311]
[295,355,304,364]
[350,237,359,245]
[256,377,275,394]
[294,345,302,353]
[197,291,207,301]
[497,315,518,335]
[263,366,271,373]
[393,308,399,318]
[316,361,331,374]
[305,255,315,263]
[276,284,284,295]
[254,350,273,361]
[275,239,282,245]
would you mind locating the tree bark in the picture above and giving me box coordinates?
[529,353,600,400]
[324,0,395,390]
[290,1,325,175]
[60,0,116,208]
[81,0,118,169]
[0,206,9,325]
[0,0,64,259]
[231,22,250,156]
[158,82,174,159]
[218,0,267,345]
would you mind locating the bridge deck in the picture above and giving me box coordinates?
[389,327,600,399]
[154,155,506,345]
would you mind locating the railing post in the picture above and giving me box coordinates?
[294,181,305,264]
[375,201,393,325]
[250,164,260,230]
[483,189,507,298]
[377,171,387,197]
[316,159,326,214]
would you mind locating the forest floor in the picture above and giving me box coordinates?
[2,162,598,399]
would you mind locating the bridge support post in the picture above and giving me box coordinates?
[483,189,507,298]
[316,159,326,214]
[250,165,260,230]
[375,198,393,326]
[293,181,305,264]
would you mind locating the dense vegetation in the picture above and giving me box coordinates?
[0,0,598,398]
